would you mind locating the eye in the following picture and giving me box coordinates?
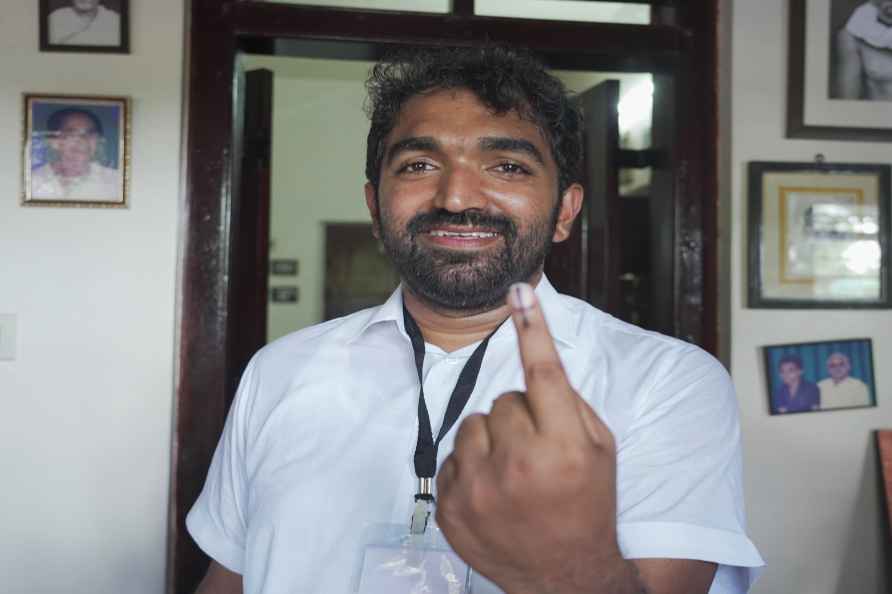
[397,160,436,174]
[493,162,531,176]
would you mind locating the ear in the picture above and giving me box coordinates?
[551,183,584,243]
[364,182,381,239]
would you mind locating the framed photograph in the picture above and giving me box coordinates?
[39,0,129,54]
[763,338,877,414]
[22,94,131,208]
[748,161,891,308]
[787,0,892,141]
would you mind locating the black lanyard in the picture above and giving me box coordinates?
[403,304,500,502]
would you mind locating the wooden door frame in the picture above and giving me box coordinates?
[170,1,719,591]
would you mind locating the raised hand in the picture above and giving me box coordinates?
[435,282,638,594]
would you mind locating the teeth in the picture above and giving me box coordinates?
[429,230,497,238]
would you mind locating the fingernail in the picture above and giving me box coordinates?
[508,282,536,311]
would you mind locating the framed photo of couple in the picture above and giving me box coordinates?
[748,160,891,308]
[22,93,131,208]
[787,0,892,141]
[763,338,877,415]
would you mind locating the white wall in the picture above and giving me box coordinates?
[0,2,183,593]
[725,1,892,593]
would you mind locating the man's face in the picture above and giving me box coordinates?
[49,113,99,176]
[872,0,892,26]
[365,88,581,312]
[72,0,101,13]
[827,354,851,382]
[779,362,803,387]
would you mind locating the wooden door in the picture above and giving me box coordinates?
[545,80,621,315]
[226,68,273,409]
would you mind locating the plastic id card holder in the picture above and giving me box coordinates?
[353,523,471,594]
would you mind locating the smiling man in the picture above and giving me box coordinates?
[818,352,871,409]
[187,46,763,594]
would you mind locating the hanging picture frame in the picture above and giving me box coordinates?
[22,93,131,208]
[748,160,891,308]
[39,0,130,54]
[787,0,892,141]
[763,338,877,415]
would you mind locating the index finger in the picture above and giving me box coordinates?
[507,282,581,431]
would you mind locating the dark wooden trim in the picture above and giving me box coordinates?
[224,2,684,67]
[168,2,236,592]
[170,2,720,591]
[452,0,474,17]
[670,1,719,352]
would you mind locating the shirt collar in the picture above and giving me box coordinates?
[347,275,578,349]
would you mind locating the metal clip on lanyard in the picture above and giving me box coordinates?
[403,304,499,534]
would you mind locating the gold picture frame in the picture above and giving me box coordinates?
[22,93,131,208]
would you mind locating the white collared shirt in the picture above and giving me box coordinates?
[818,376,871,409]
[30,162,120,201]
[187,277,764,593]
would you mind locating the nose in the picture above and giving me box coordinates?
[433,163,487,213]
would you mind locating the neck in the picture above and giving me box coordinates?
[53,160,90,179]
[74,7,99,20]
[403,272,542,352]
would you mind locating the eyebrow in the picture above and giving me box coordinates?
[385,135,547,167]
[385,136,439,165]
[479,136,545,165]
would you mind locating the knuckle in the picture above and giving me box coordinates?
[490,391,523,415]
[525,361,565,384]
[500,452,534,495]
[467,474,497,516]
[454,414,485,448]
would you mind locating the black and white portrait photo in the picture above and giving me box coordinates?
[39,0,130,54]
[830,0,892,100]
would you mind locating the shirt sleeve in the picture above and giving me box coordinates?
[185,359,259,574]
[614,347,764,592]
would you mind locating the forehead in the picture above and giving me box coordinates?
[387,88,550,151]
[828,355,847,364]
[59,113,97,131]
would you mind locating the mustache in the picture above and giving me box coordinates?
[406,209,517,239]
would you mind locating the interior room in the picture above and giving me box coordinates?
[1,1,891,593]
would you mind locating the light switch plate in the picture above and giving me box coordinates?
[0,314,17,360]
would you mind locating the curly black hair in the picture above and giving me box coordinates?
[778,353,804,370]
[47,107,103,137]
[364,45,583,196]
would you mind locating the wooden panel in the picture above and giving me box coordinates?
[227,68,273,407]
[579,80,622,313]
[878,430,892,538]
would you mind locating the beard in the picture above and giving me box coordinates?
[378,205,560,312]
